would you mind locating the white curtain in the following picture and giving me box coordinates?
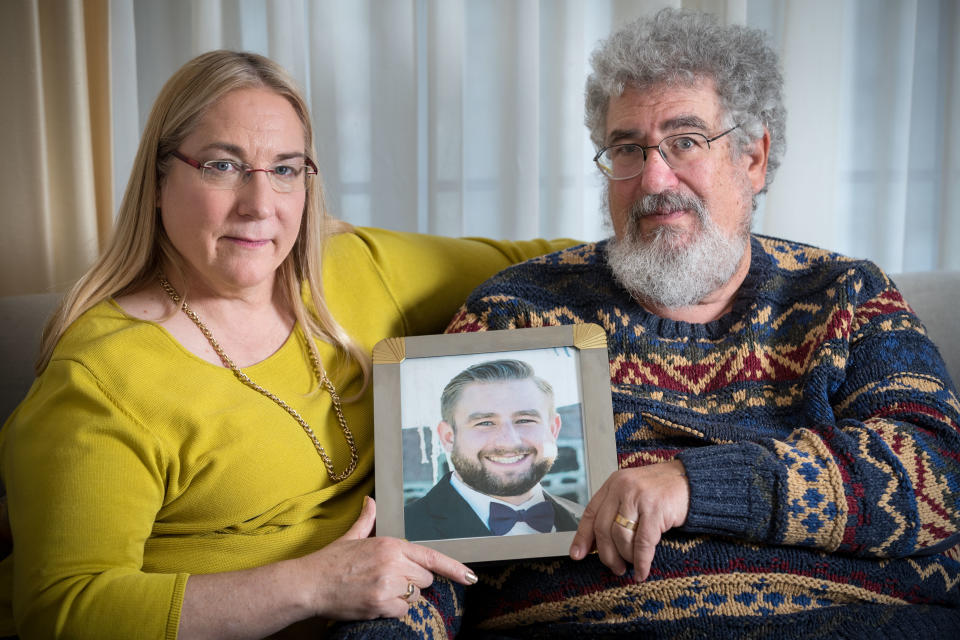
[0,0,113,297]
[753,0,960,273]
[1,0,957,297]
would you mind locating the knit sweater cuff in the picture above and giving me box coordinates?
[676,444,774,541]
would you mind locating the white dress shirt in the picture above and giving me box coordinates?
[449,472,554,536]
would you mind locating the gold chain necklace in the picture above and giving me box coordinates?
[158,274,358,482]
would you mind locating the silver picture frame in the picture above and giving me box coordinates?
[372,324,617,562]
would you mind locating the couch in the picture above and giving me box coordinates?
[1,272,959,424]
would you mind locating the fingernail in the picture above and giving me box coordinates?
[465,570,478,585]
[570,545,582,560]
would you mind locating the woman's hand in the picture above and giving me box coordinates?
[179,496,476,639]
[303,496,476,620]
[569,460,689,581]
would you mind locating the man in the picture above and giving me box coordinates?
[404,359,583,541]
[439,9,960,638]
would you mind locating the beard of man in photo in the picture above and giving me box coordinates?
[605,186,755,309]
[449,438,558,498]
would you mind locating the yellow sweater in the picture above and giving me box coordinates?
[0,227,571,639]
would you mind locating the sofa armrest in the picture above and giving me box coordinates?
[0,293,61,424]
[890,271,960,386]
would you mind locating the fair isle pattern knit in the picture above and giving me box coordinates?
[330,235,960,639]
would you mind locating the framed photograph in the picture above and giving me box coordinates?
[372,324,617,563]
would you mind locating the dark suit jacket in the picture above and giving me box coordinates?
[403,472,583,541]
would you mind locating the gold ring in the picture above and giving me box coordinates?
[614,513,639,532]
[401,581,416,602]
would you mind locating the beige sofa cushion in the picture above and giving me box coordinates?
[1,273,958,423]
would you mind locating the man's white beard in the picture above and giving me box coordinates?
[605,190,750,309]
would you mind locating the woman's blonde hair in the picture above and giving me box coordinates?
[37,50,368,390]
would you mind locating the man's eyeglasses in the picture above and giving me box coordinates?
[170,150,318,193]
[593,124,740,181]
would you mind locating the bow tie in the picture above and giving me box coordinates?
[488,500,555,535]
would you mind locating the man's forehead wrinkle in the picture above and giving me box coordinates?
[663,114,710,131]
[606,113,710,145]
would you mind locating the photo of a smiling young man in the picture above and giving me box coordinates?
[402,355,585,541]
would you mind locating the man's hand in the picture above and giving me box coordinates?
[569,459,689,581]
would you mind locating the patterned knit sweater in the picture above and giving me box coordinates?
[331,235,960,639]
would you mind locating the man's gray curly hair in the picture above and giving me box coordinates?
[585,8,786,193]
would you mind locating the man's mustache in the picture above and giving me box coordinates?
[629,191,707,220]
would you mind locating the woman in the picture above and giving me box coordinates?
[0,51,568,639]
